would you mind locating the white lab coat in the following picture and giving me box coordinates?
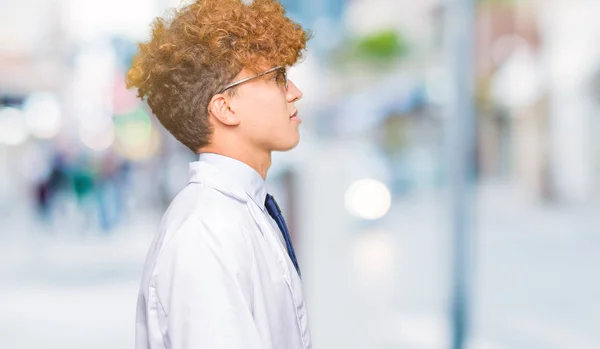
[135,154,311,349]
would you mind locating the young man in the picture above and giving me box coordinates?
[127,1,312,348]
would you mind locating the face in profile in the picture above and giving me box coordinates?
[229,67,304,152]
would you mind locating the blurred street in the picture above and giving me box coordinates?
[2,181,599,349]
[3,0,600,348]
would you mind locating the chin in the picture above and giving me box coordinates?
[274,136,300,152]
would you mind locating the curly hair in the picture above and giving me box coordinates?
[126,0,310,153]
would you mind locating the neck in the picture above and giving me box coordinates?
[199,144,272,180]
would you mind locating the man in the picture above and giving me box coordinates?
[126,0,312,348]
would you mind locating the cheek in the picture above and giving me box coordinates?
[254,93,288,119]
[238,87,288,129]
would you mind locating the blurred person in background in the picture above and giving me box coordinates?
[126,0,312,348]
[35,153,70,221]
[95,153,131,232]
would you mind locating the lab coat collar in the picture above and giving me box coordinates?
[189,153,268,210]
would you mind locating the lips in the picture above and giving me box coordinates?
[289,110,301,123]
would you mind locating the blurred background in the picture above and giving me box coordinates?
[1,0,600,348]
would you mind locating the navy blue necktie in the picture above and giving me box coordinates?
[265,194,301,278]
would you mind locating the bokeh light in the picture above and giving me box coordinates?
[353,228,396,281]
[22,92,63,139]
[0,107,29,146]
[345,178,392,220]
[113,108,159,160]
[79,119,116,151]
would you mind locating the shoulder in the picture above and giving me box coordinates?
[154,182,256,272]
[166,182,250,223]
[159,182,251,235]
[149,184,258,312]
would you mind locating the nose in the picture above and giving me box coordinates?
[286,80,303,103]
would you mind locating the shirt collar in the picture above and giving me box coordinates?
[191,153,267,210]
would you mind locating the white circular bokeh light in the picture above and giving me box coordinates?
[345,178,392,220]
[23,92,63,139]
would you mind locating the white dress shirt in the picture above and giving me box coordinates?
[135,153,311,349]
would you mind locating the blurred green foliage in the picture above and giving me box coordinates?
[354,29,408,61]
[332,29,409,67]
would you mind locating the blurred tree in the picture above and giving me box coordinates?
[354,29,408,62]
[332,29,409,68]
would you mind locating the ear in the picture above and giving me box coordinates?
[208,94,241,126]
